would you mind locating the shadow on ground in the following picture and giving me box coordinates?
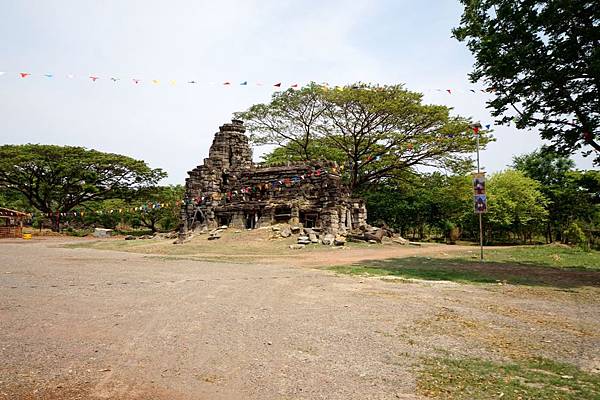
[331,257,600,288]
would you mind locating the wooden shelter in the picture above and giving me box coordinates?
[0,207,29,238]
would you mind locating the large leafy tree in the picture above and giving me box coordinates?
[454,0,600,164]
[238,84,489,192]
[128,185,184,232]
[0,144,166,231]
[239,83,327,160]
[486,170,549,243]
[513,147,600,242]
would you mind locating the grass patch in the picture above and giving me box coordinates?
[330,248,600,287]
[417,356,600,400]
[331,262,507,284]
[467,246,600,271]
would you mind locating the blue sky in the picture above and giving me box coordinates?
[0,0,594,183]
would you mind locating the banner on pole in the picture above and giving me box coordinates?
[473,172,487,213]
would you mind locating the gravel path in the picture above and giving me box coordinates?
[1,239,599,399]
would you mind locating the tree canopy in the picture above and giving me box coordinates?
[0,144,166,230]
[486,170,549,242]
[237,83,491,192]
[454,0,600,164]
[513,147,600,242]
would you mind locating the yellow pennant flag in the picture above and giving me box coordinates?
[152,79,160,84]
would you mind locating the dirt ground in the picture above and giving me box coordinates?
[1,237,599,399]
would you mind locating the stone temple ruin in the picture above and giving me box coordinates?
[180,120,367,239]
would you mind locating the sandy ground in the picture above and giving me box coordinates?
[1,238,599,399]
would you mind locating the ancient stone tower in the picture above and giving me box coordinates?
[180,119,367,235]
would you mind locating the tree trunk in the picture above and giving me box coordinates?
[51,212,61,232]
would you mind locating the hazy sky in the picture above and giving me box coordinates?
[1,0,594,183]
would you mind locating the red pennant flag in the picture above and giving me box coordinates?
[446,89,452,94]
[473,126,480,134]
[89,76,99,82]
[223,81,231,85]
[291,84,298,88]
[20,72,30,78]
[132,78,140,84]
[274,82,281,87]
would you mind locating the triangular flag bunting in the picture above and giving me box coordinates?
[20,72,30,78]
[240,81,247,85]
[291,83,298,88]
[446,89,452,94]
[152,79,160,84]
[485,124,491,129]
[89,76,99,82]
[133,79,140,84]
[273,82,281,87]
[44,74,53,78]
[110,77,119,82]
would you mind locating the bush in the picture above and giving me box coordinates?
[565,222,590,252]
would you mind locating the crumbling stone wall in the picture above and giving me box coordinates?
[181,120,367,236]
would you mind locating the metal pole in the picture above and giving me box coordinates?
[476,133,483,261]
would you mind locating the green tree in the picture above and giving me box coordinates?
[454,0,600,164]
[127,185,184,232]
[513,148,600,243]
[238,83,327,160]
[486,170,549,243]
[0,144,166,231]
[362,172,473,241]
[239,83,490,192]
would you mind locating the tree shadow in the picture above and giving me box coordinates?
[336,257,600,288]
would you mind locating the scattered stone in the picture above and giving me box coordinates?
[289,244,305,250]
[297,235,311,245]
[280,226,292,238]
[290,226,301,234]
[309,233,319,243]
[334,235,346,246]
[368,240,378,244]
[408,241,422,247]
[271,226,280,232]
[93,228,113,238]
[139,235,153,240]
[124,235,136,241]
[303,227,315,235]
[164,231,178,239]
[219,225,228,230]
[321,234,335,246]
[208,234,221,240]
[392,236,409,245]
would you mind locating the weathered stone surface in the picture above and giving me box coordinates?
[280,226,292,238]
[321,234,335,246]
[179,120,368,238]
[309,233,319,243]
[290,226,301,234]
[289,244,305,250]
[392,236,409,245]
[334,236,346,246]
[124,235,136,240]
[297,235,310,243]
